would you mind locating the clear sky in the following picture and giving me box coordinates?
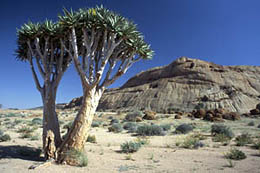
[1,0,260,109]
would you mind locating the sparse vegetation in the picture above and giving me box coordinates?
[212,134,231,145]
[91,121,102,127]
[121,141,142,153]
[108,123,123,133]
[160,124,172,131]
[136,124,165,136]
[86,135,97,143]
[125,111,143,122]
[0,133,11,142]
[248,121,255,126]
[224,148,246,160]
[31,118,42,125]
[175,123,194,134]
[211,124,234,139]
[64,149,88,167]
[176,135,204,149]
[235,133,253,146]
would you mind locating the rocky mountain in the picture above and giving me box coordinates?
[66,57,260,113]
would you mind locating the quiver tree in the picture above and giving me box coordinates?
[57,6,153,164]
[16,21,71,160]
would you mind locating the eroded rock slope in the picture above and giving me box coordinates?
[67,57,260,113]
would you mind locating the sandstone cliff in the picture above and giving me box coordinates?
[66,57,260,113]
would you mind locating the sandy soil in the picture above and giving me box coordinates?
[0,109,260,173]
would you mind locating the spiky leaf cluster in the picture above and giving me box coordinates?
[16,20,64,61]
[59,6,153,59]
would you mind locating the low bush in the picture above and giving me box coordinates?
[252,139,260,149]
[212,134,231,145]
[121,141,142,153]
[86,135,97,143]
[0,134,11,142]
[110,118,119,125]
[123,122,139,133]
[13,119,23,125]
[248,121,255,126]
[176,136,204,149]
[91,121,101,128]
[65,149,88,167]
[136,124,165,136]
[224,148,246,160]
[31,118,42,125]
[235,133,253,146]
[17,126,35,134]
[108,123,123,133]
[190,133,207,140]
[175,124,194,134]
[211,124,234,139]
[160,124,171,131]
[125,111,143,122]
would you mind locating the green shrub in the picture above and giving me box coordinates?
[160,124,171,131]
[252,139,260,149]
[0,134,11,142]
[125,111,143,122]
[20,132,33,139]
[31,118,42,125]
[17,126,35,133]
[65,149,88,167]
[13,119,23,125]
[175,124,194,134]
[121,141,142,153]
[91,121,101,127]
[123,122,138,133]
[235,133,253,146]
[30,135,39,141]
[212,134,231,145]
[110,118,119,125]
[86,135,97,143]
[136,124,165,136]
[108,123,123,133]
[248,121,255,126]
[190,133,207,140]
[176,135,204,149]
[224,148,246,160]
[211,124,234,139]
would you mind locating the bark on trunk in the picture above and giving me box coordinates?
[57,88,102,164]
[42,86,62,160]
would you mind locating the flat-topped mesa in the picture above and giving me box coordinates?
[66,57,260,113]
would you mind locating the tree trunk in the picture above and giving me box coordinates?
[42,85,62,160]
[57,87,102,164]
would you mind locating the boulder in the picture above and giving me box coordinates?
[143,110,157,120]
[194,109,206,118]
[250,109,260,115]
[175,114,182,119]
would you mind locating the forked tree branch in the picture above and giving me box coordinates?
[27,50,42,92]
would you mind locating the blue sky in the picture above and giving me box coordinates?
[1,0,260,109]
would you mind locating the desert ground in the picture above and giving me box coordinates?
[0,109,260,173]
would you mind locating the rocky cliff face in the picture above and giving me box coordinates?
[66,57,260,113]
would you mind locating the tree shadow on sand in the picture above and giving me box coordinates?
[0,145,44,162]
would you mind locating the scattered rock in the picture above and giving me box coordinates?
[194,109,206,118]
[143,111,157,120]
[250,109,260,115]
[175,114,182,119]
